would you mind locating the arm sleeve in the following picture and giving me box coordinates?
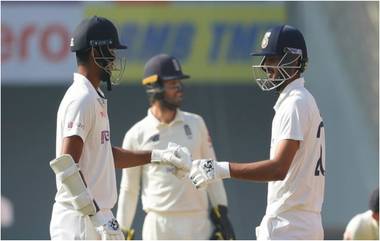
[277,98,308,142]
[62,98,94,142]
[116,128,141,230]
[198,117,228,207]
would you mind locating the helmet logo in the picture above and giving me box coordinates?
[285,47,302,56]
[261,32,271,49]
[70,38,74,47]
[172,59,180,71]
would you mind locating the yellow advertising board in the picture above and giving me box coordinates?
[85,3,287,83]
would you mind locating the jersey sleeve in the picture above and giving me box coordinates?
[62,98,94,142]
[277,97,309,141]
[198,116,228,207]
[116,127,141,230]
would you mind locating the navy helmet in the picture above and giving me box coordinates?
[142,54,189,102]
[70,16,127,52]
[71,16,127,90]
[251,25,307,60]
[251,25,308,91]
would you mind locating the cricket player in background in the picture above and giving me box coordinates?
[344,188,379,240]
[190,24,326,240]
[49,16,191,240]
[116,54,235,240]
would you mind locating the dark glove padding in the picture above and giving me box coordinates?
[210,205,236,240]
[122,228,134,240]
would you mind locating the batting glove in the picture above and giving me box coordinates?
[151,142,192,178]
[90,211,125,240]
[122,228,135,240]
[210,205,236,240]
[189,159,230,189]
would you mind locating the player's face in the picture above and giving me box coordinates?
[263,56,281,79]
[252,50,303,91]
[162,79,184,108]
[92,46,127,85]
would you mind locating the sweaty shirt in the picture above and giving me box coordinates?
[266,78,325,216]
[55,73,117,209]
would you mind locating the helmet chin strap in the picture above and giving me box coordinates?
[92,46,115,91]
[100,69,112,91]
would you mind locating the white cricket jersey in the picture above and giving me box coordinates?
[266,77,325,216]
[55,73,117,209]
[120,109,227,213]
[344,210,379,240]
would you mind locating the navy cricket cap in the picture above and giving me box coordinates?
[251,25,307,60]
[142,54,190,85]
[70,16,127,52]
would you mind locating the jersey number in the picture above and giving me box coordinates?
[314,121,325,176]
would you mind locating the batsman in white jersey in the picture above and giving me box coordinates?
[116,54,235,240]
[49,17,192,240]
[190,25,326,240]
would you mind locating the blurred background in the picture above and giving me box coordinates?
[1,1,378,239]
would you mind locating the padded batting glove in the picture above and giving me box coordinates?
[189,159,230,189]
[121,228,135,240]
[210,205,236,240]
[90,210,125,240]
[151,142,192,178]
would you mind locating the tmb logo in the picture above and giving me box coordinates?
[101,130,110,144]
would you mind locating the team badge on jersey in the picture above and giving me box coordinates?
[184,124,192,139]
[101,130,110,144]
[148,133,160,143]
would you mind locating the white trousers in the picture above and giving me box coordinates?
[256,210,324,240]
[50,202,99,240]
[142,210,212,240]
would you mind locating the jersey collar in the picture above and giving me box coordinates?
[147,108,185,127]
[273,77,305,111]
[73,73,106,99]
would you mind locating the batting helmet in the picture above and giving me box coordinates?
[251,25,308,91]
[142,54,189,102]
[70,16,127,90]
[70,16,127,52]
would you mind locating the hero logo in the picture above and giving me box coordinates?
[2,23,70,63]
[101,130,110,144]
